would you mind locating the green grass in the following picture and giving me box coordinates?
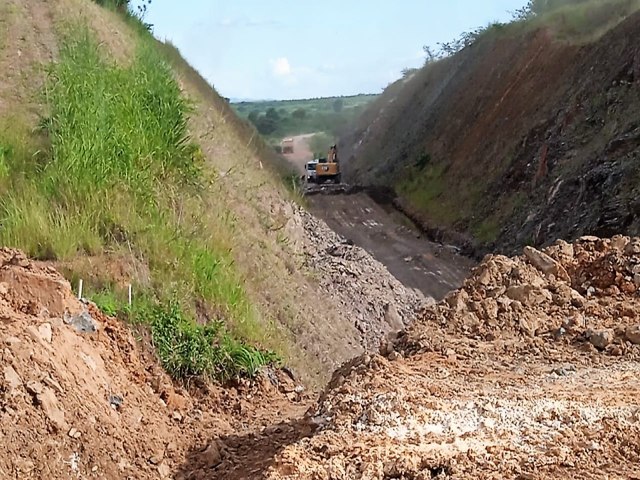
[155,40,305,207]
[520,0,640,42]
[149,301,278,381]
[0,24,276,382]
[396,163,462,225]
[88,287,277,381]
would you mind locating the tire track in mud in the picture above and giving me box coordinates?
[306,191,474,301]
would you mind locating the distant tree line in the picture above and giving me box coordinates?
[241,98,362,137]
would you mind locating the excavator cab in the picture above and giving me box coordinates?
[316,145,341,184]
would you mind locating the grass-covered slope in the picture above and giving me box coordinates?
[0,0,334,384]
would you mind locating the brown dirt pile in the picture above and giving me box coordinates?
[400,234,640,359]
[259,236,640,480]
[0,248,307,479]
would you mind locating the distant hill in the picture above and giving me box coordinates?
[231,94,378,141]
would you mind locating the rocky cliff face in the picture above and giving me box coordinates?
[341,11,640,256]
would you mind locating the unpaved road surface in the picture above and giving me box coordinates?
[282,134,315,174]
[307,192,473,300]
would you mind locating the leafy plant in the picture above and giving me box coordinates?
[149,301,277,381]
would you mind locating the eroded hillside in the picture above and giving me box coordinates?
[341,1,640,257]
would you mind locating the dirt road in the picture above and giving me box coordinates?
[306,191,473,300]
[282,134,315,174]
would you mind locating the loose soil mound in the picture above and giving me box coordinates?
[249,237,640,479]
[0,248,306,479]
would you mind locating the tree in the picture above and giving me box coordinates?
[265,107,280,121]
[423,45,440,65]
[292,108,307,120]
[255,116,277,135]
[332,98,344,113]
[247,110,260,125]
[402,67,418,78]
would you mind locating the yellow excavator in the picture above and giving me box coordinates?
[315,144,341,184]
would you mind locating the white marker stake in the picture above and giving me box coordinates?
[78,279,83,300]
[128,284,132,306]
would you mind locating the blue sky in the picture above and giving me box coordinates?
[143,1,528,100]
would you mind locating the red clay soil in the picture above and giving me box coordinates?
[211,236,640,479]
[0,247,308,479]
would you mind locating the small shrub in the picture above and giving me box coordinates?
[149,301,277,381]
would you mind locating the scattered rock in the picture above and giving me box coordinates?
[63,311,98,334]
[4,336,20,346]
[200,442,222,467]
[26,381,44,396]
[625,239,640,255]
[109,394,124,410]
[625,325,640,345]
[3,365,22,392]
[298,207,426,350]
[523,246,570,281]
[388,351,401,361]
[383,304,404,330]
[149,451,164,465]
[38,323,52,343]
[588,329,614,350]
[68,427,81,439]
[36,388,67,432]
[505,285,551,305]
[158,462,172,479]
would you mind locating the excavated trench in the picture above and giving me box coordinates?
[305,186,474,301]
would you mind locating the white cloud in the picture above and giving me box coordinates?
[271,57,292,77]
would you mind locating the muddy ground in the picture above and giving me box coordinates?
[307,192,473,300]
[205,236,640,480]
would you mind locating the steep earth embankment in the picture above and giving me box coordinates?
[341,8,640,256]
[0,0,445,386]
[216,235,640,479]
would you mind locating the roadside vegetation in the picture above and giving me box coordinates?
[416,0,640,70]
[0,15,277,381]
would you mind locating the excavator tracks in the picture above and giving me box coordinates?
[302,183,355,196]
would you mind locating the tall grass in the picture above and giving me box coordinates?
[533,0,640,41]
[0,25,276,381]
